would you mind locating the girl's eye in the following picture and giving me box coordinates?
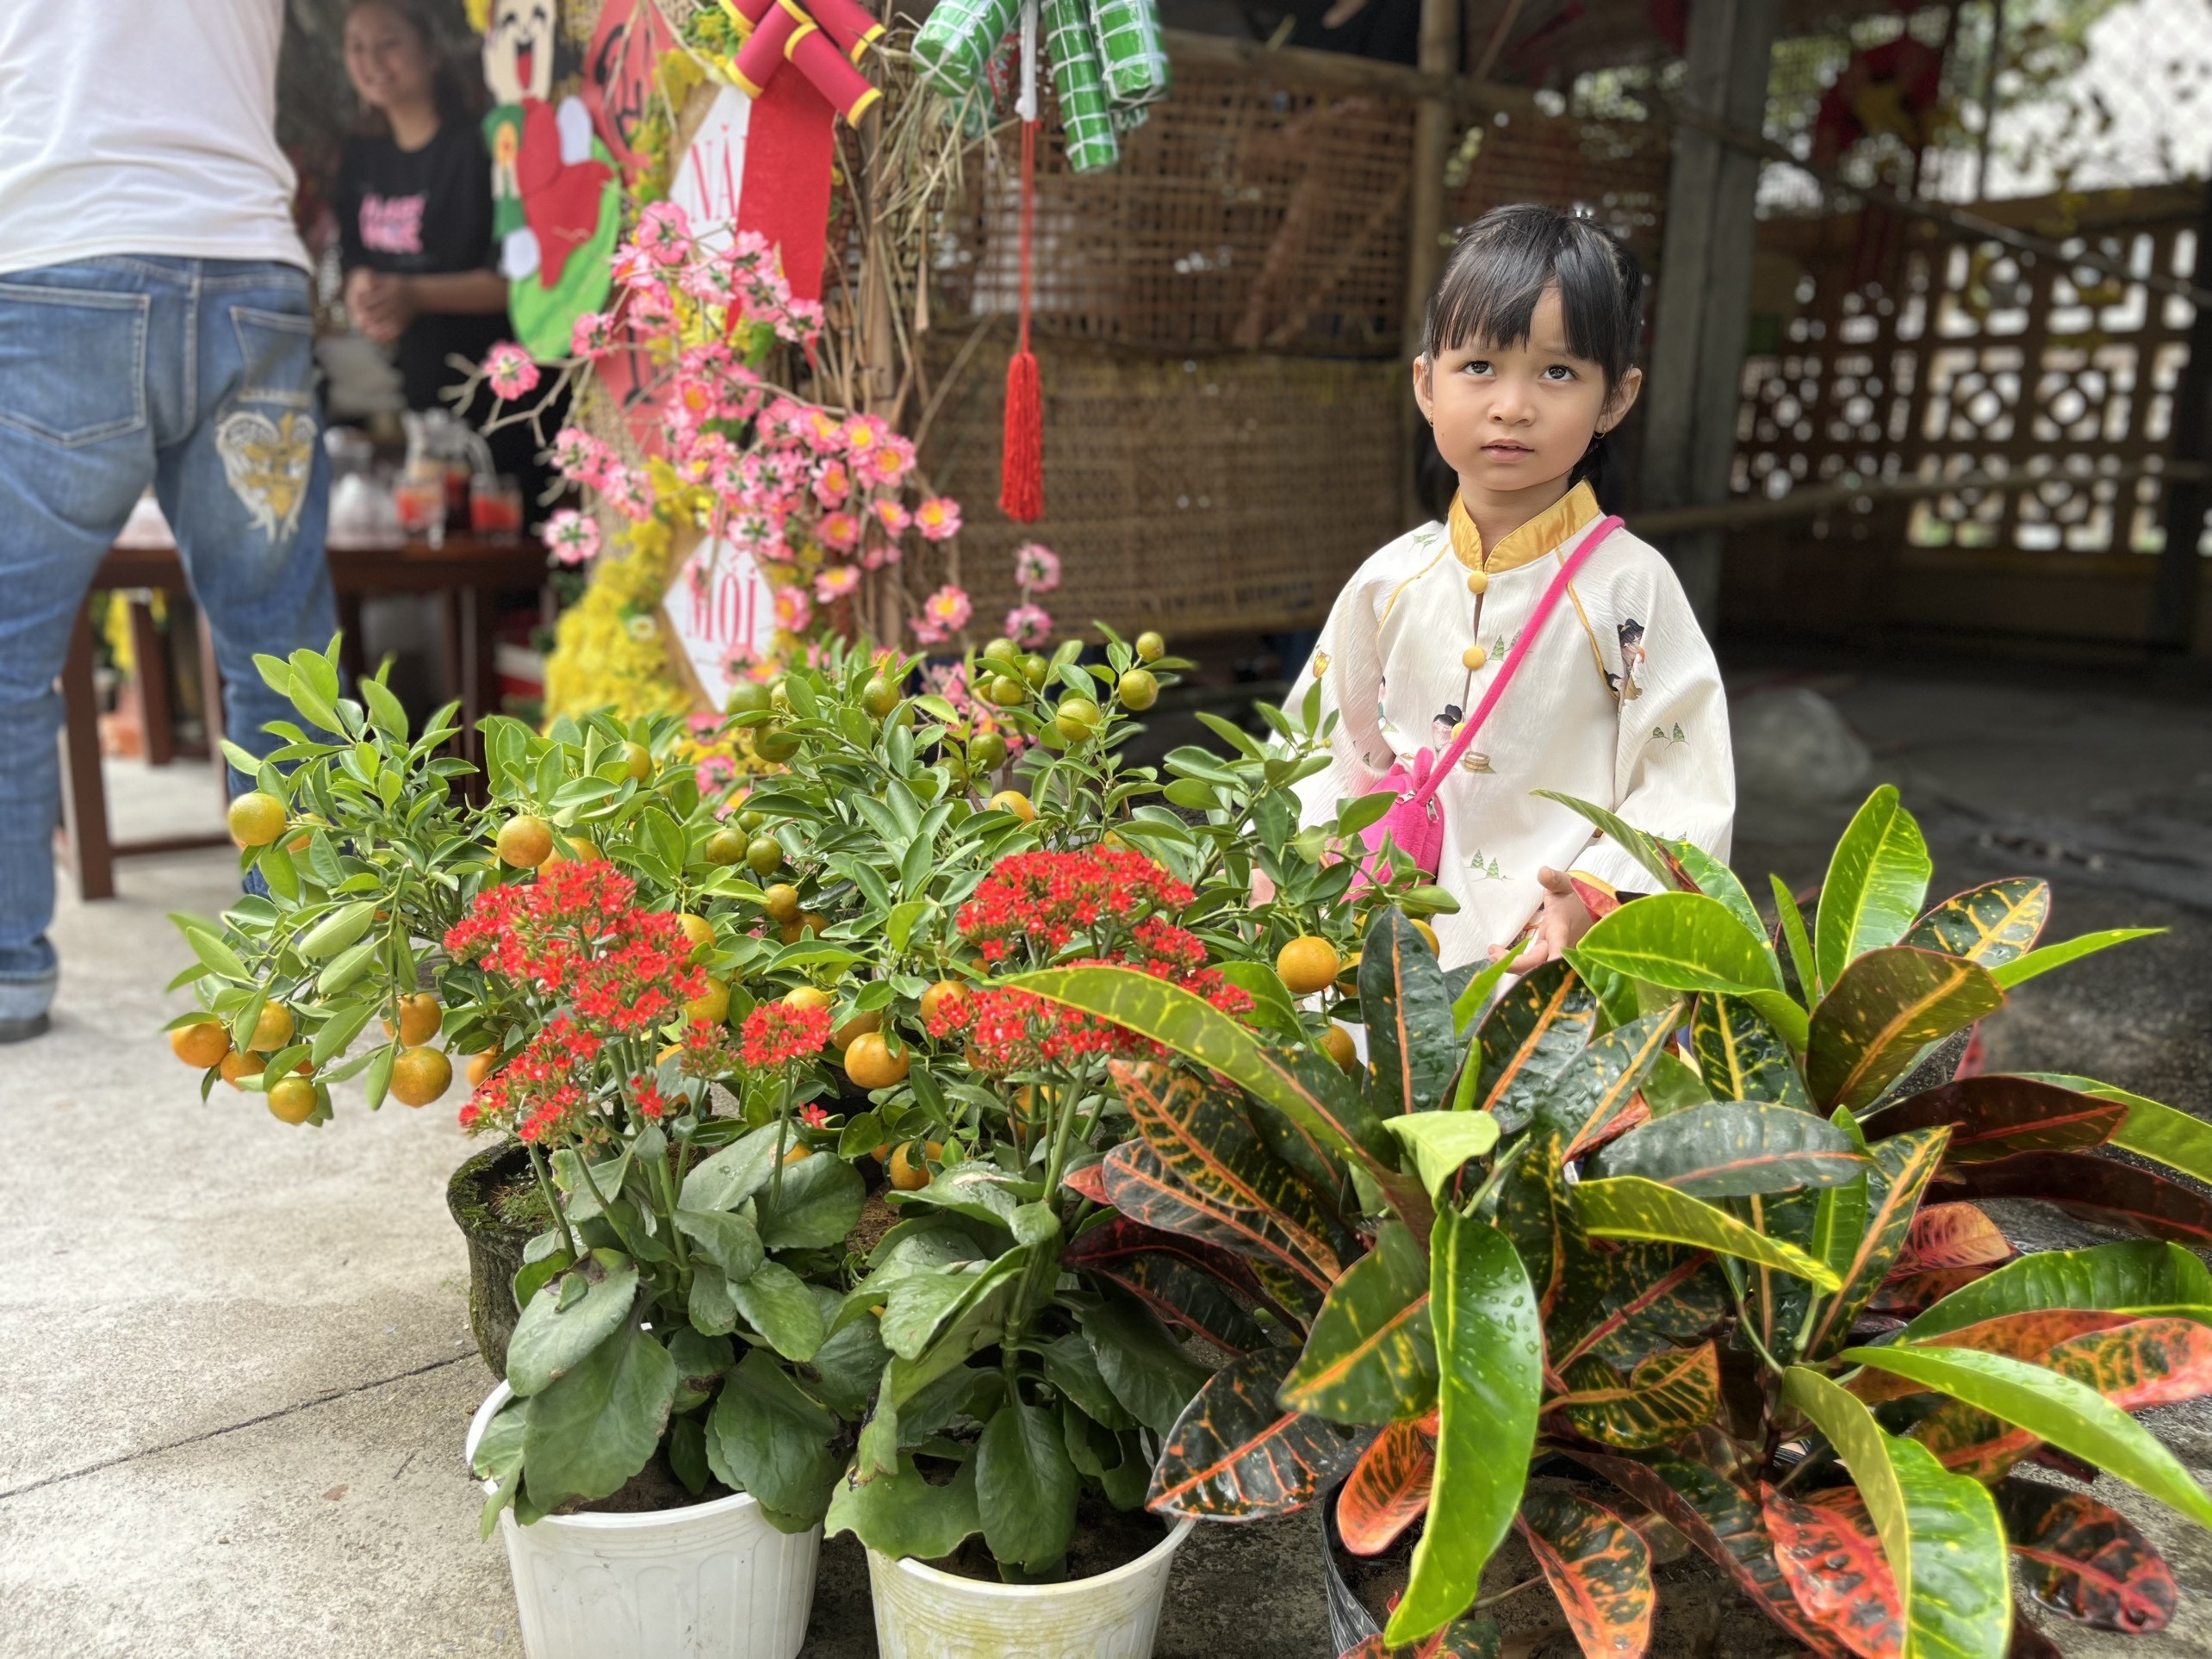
[1459,360,1492,376]
[1541,364,1577,382]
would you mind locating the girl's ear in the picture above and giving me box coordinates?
[1600,365,1644,432]
[1412,355,1436,425]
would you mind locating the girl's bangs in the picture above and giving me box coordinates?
[1424,216,1632,370]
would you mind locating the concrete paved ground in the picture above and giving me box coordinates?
[3,661,2210,1658]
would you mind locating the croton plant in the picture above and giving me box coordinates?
[1016,786,2209,1656]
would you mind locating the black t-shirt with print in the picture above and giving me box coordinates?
[336,123,507,413]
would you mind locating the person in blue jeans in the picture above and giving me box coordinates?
[0,1,339,1041]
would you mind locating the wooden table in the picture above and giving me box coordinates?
[58,531,549,901]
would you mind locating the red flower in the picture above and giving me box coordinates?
[742,1000,831,1069]
[954,848,1194,968]
[799,1103,831,1129]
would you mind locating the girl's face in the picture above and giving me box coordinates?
[345,5,436,115]
[1414,287,1641,502]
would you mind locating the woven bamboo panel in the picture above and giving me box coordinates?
[921,339,1404,637]
[1447,108,1671,265]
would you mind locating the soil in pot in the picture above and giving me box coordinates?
[925,1491,1169,1584]
[562,1449,734,1517]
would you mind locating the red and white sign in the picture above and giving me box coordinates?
[668,532,776,708]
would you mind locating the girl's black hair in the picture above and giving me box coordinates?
[346,0,482,135]
[1421,203,1646,511]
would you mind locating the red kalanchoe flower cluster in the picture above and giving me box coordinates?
[674,1017,745,1080]
[444,860,705,1036]
[458,1012,603,1143]
[928,848,1246,1072]
[742,999,831,1070]
[955,848,1195,967]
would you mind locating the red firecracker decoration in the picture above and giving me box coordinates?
[1000,113,1044,523]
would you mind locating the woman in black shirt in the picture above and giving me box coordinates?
[336,1,536,489]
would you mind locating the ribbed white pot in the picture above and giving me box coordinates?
[865,1517,1195,1659]
[465,1383,819,1659]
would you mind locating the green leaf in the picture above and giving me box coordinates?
[1533,790,1687,892]
[2043,1074,2212,1187]
[1770,874,1818,1000]
[1475,960,1598,1128]
[1081,1297,1209,1437]
[1904,878,2050,968]
[1385,1209,1541,1645]
[1842,1342,2212,1531]
[755,1153,866,1250]
[1666,838,1764,942]
[1804,1127,1951,1360]
[1383,1112,1501,1201]
[1040,1333,1137,1432]
[1575,1177,1841,1290]
[1362,910,1457,1116]
[1449,940,1525,1035]
[1806,948,2004,1113]
[1011,967,1401,1181]
[1783,1367,2011,1659]
[1905,1241,2212,1340]
[730,1261,827,1361]
[1575,892,1785,998]
[520,1320,677,1513]
[705,1348,843,1525]
[1815,785,1933,991]
[506,1252,638,1397]
[1279,1221,1437,1425]
[1555,1342,1720,1451]
[1592,1100,1867,1197]
[1988,929,2163,990]
[674,1208,765,1282]
[1690,993,1810,1108]
[1214,960,1303,1038]
[359,674,410,743]
[977,1401,1078,1571]
[178,923,251,984]
[680,1123,785,1210]
[826,1454,982,1559]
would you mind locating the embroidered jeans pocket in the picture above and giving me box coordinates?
[0,283,148,447]
[227,304,317,408]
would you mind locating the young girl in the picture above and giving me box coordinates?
[1292,205,1735,971]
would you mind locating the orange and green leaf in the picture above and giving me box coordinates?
[1337,1420,1436,1556]
[1930,1151,2212,1247]
[1517,1488,1655,1659]
[1147,1347,1371,1519]
[1862,1076,2126,1164]
[1762,1484,1903,1659]
[1278,1221,1437,1425]
[1996,1480,2175,1633]
[1805,1127,1951,1360]
[1555,1342,1721,1451]
[1903,878,2050,970]
[1477,960,1600,1130]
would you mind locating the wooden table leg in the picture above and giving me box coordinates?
[57,601,115,902]
[127,593,176,767]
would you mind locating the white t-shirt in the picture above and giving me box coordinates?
[0,0,308,276]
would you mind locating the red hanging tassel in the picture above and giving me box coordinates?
[999,115,1044,523]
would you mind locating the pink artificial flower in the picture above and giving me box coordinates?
[724,230,774,277]
[817,510,861,552]
[569,311,615,359]
[815,565,861,602]
[811,458,854,507]
[783,297,824,339]
[1003,603,1053,648]
[679,258,737,308]
[872,498,912,536]
[626,280,675,331]
[923,584,972,634]
[542,509,601,567]
[598,462,655,523]
[550,426,610,487]
[482,343,540,401]
[841,413,891,456]
[861,438,915,488]
[774,585,814,633]
[636,201,694,266]
[800,407,848,453]
[913,496,962,542]
[1013,542,1062,593]
[861,542,903,571]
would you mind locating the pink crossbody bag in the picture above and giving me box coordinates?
[1354,513,1623,889]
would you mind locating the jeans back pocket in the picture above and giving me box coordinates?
[0,283,149,448]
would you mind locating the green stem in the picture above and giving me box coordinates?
[767,1078,792,1210]
[526,1140,581,1258]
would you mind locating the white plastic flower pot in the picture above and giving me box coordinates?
[465,1382,819,1659]
[865,1516,1196,1659]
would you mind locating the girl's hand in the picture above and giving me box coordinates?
[1492,866,1592,971]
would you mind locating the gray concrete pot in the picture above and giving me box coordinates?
[446,1140,541,1378]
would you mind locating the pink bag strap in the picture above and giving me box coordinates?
[1409,512,1622,809]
